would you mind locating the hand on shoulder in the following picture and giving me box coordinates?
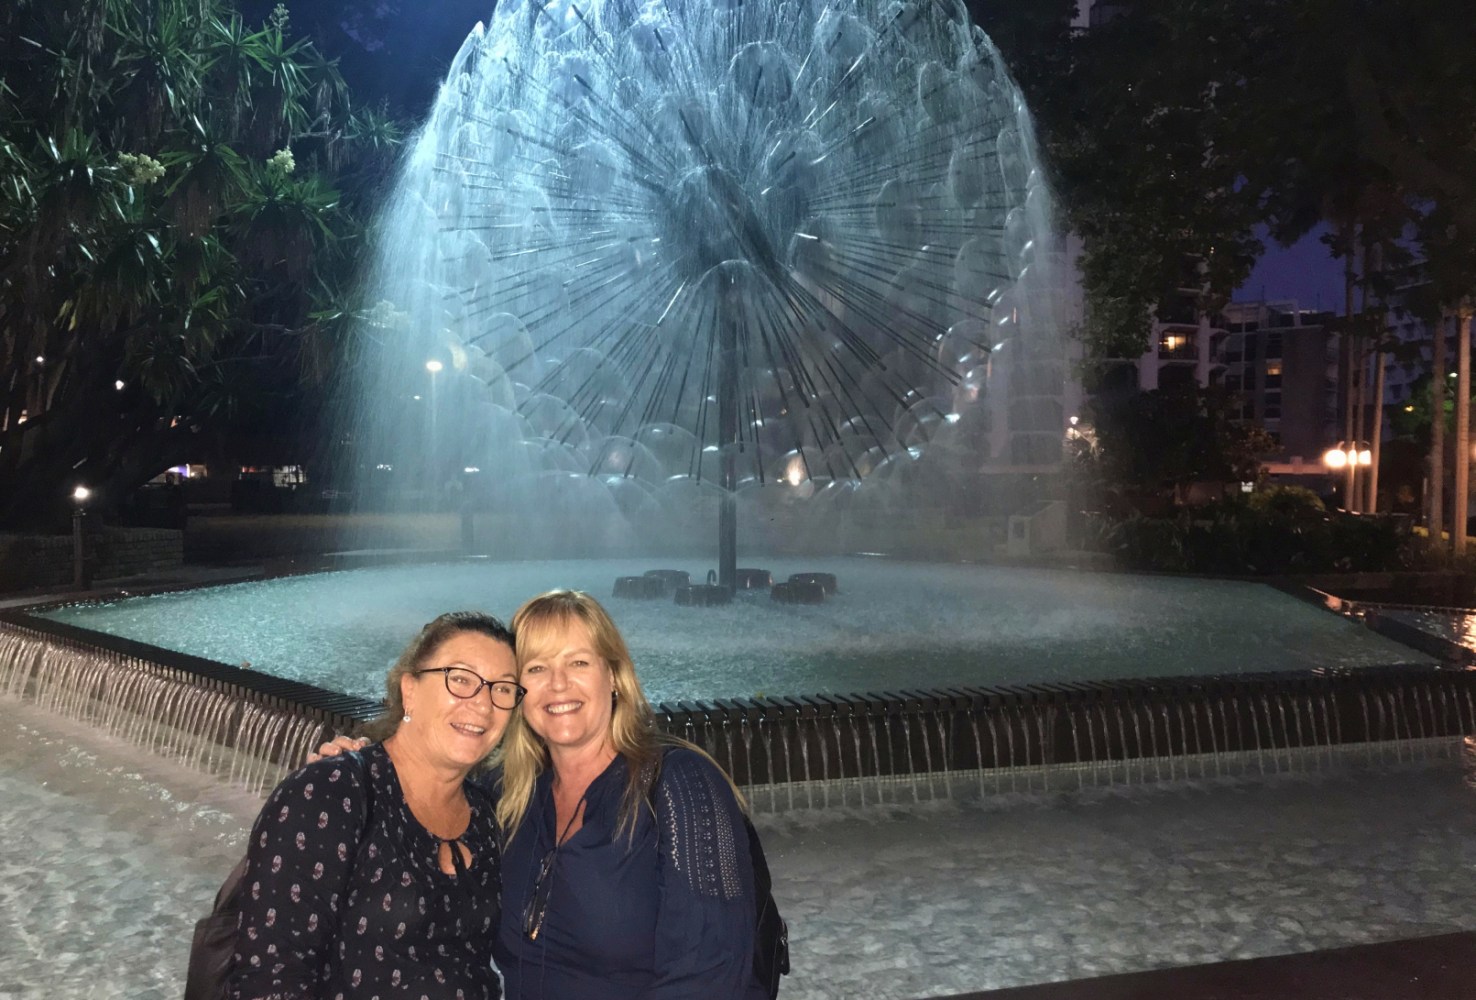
[307,734,371,764]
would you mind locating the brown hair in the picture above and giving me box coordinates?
[360,610,515,745]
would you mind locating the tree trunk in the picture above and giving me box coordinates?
[1340,247,1357,511]
[1363,348,1375,513]
[1352,337,1367,513]
[1454,303,1471,556]
[1430,310,1446,546]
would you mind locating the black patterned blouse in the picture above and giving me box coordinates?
[229,743,502,1000]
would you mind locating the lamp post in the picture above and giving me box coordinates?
[71,485,92,590]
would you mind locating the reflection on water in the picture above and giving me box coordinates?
[1386,607,1476,653]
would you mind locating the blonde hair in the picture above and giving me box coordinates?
[496,589,741,842]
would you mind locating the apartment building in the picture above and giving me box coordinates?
[1218,301,1338,478]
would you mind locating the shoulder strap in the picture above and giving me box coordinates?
[343,748,377,845]
[644,744,674,807]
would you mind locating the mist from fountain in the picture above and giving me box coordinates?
[341,0,1065,563]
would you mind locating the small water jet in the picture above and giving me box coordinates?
[0,617,368,796]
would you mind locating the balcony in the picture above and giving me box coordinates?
[1157,329,1199,361]
[1156,298,1199,325]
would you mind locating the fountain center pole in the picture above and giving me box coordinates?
[718,298,739,590]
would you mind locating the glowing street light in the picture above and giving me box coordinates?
[1321,445,1371,470]
[70,484,93,589]
[425,359,444,374]
[1322,441,1372,513]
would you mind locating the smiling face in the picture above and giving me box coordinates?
[517,619,616,759]
[399,630,518,770]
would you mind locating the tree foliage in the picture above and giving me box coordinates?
[0,0,401,529]
[995,0,1476,358]
[1075,381,1276,502]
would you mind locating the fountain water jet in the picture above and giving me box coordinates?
[345,0,1064,577]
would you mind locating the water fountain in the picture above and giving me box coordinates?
[343,0,1067,583]
[7,7,1476,996]
[1,0,1469,806]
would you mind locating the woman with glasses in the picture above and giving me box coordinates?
[232,611,524,1000]
[493,590,766,1000]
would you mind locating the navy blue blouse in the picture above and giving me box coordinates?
[489,748,765,1000]
[231,743,502,1000]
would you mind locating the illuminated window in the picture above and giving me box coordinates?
[1266,360,1283,377]
[1159,331,1195,356]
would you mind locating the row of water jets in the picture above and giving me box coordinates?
[666,674,1476,811]
[4,619,1469,809]
[0,625,329,796]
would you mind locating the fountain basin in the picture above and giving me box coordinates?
[3,558,1446,794]
[31,559,1429,705]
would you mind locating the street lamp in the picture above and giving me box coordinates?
[1322,442,1372,510]
[71,485,93,590]
[1321,444,1372,469]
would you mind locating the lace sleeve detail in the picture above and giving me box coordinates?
[655,749,746,901]
[648,748,758,998]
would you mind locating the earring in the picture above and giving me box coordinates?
[402,713,412,723]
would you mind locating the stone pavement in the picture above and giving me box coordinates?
[933,932,1476,1000]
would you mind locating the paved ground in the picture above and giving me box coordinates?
[940,931,1476,1000]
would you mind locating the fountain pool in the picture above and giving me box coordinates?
[35,560,1430,706]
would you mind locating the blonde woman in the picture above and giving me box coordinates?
[494,589,766,1000]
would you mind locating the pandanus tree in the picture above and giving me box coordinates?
[0,0,399,530]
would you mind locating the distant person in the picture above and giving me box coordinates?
[234,612,523,1000]
[494,590,767,1000]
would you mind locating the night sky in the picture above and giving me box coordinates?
[1238,227,1345,311]
[243,0,492,114]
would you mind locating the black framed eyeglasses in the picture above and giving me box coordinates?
[416,667,526,709]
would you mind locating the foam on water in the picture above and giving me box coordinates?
[0,701,259,1000]
[43,560,1429,705]
[5,696,1476,999]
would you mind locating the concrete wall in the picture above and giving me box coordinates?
[0,526,183,592]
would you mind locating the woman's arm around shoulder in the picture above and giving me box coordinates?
[649,746,761,1000]
[229,754,372,1000]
